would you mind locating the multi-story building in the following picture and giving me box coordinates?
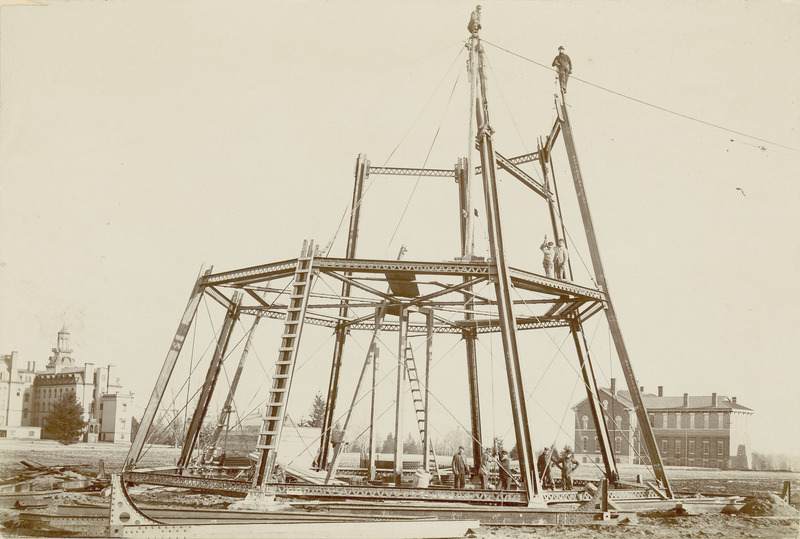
[573,378,752,469]
[3,325,134,442]
[0,352,40,438]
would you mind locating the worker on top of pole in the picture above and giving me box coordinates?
[468,5,482,37]
[552,46,572,94]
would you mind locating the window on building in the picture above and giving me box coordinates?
[582,416,589,430]
[662,440,668,454]
[649,413,655,426]
[602,400,608,410]
[24,394,29,402]
[717,440,724,456]
[23,410,28,418]
[703,413,709,429]
[615,437,621,452]
[689,413,695,429]
[662,413,668,428]
[594,436,599,453]
[689,440,695,455]
[675,439,682,454]
[582,436,588,452]
[122,403,127,412]
[703,440,710,455]
[676,413,682,429]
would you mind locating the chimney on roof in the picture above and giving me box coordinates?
[732,396,737,404]
[610,378,616,395]
[683,393,689,407]
[658,386,663,397]
[712,392,717,406]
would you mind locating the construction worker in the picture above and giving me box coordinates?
[537,446,555,490]
[557,448,579,490]
[498,450,512,490]
[468,5,481,36]
[540,235,555,278]
[554,238,569,280]
[477,447,491,489]
[552,46,572,94]
[451,446,468,489]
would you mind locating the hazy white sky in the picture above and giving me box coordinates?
[1,1,799,456]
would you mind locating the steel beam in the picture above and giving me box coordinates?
[557,97,672,497]
[209,316,260,449]
[124,268,208,471]
[495,151,550,199]
[367,165,455,177]
[422,308,434,473]
[326,304,388,483]
[393,308,409,485]
[570,318,619,482]
[320,155,367,470]
[473,36,541,504]
[178,292,241,468]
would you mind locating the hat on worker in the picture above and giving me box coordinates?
[558,46,564,51]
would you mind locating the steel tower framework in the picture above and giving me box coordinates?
[123,15,672,504]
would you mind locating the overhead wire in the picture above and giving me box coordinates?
[386,64,465,250]
[482,40,800,154]
[325,46,468,258]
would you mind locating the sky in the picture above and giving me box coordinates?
[1,1,799,458]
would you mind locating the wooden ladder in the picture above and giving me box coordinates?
[404,343,441,482]
[253,240,315,486]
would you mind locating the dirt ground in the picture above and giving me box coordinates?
[1,439,798,538]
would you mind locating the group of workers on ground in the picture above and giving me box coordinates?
[540,235,570,280]
[468,5,572,94]
[450,444,579,490]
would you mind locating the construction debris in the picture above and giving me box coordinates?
[739,494,800,517]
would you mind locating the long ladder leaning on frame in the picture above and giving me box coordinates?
[404,343,442,482]
[252,240,316,488]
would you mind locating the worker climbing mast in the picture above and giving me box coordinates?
[467,6,543,505]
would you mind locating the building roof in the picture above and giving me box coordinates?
[572,388,752,412]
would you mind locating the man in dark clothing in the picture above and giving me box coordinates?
[468,5,481,36]
[451,446,468,489]
[498,450,512,490]
[537,446,555,489]
[552,46,572,94]
[557,448,579,490]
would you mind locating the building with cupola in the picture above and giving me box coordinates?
[1,325,134,442]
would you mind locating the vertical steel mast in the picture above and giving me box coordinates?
[319,155,368,470]
[556,97,672,496]
[470,30,542,503]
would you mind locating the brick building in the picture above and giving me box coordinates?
[573,379,752,470]
[2,325,134,442]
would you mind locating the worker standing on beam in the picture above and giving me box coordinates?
[468,5,481,36]
[552,46,572,94]
[540,235,555,278]
[554,238,569,280]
